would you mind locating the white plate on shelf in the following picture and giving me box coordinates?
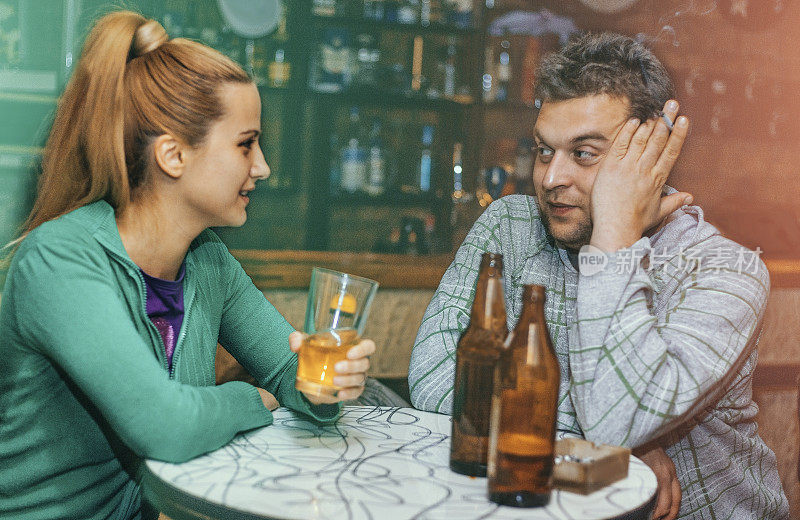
[217,0,282,38]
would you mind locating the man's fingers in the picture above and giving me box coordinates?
[657,192,693,222]
[639,100,678,169]
[610,118,641,159]
[667,476,682,520]
[653,476,672,519]
[652,115,689,182]
[629,119,657,160]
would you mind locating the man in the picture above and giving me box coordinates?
[409,33,788,520]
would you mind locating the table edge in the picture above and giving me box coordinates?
[142,406,657,520]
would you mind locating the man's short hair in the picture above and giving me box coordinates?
[534,32,674,122]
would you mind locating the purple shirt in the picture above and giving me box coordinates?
[141,264,185,370]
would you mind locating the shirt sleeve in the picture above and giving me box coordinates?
[216,245,340,424]
[12,236,272,463]
[409,201,508,414]
[569,237,769,448]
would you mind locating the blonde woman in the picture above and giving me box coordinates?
[0,11,375,519]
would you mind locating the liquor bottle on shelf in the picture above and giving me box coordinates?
[520,37,540,106]
[384,0,400,22]
[513,137,534,195]
[420,0,443,26]
[496,37,511,102]
[482,43,494,102]
[488,284,560,508]
[416,125,435,193]
[313,0,338,17]
[450,252,508,476]
[446,0,473,29]
[328,133,342,196]
[274,1,289,41]
[339,107,368,193]
[268,47,291,88]
[428,36,457,99]
[365,118,386,195]
[451,141,466,201]
[364,0,386,20]
[444,36,457,98]
[353,33,380,89]
[398,0,420,24]
[310,28,353,92]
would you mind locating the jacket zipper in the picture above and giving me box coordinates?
[169,275,194,379]
[132,267,170,374]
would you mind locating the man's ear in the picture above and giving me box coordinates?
[152,134,187,179]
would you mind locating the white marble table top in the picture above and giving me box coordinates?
[143,406,656,520]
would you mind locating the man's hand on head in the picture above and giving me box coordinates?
[589,100,692,253]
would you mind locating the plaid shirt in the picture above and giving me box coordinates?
[410,195,788,519]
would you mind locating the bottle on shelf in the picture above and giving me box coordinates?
[384,0,400,23]
[313,0,338,17]
[495,37,511,102]
[420,0,443,26]
[488,284,560,508]
[428,36,457,99]
[353,33,380,89]
[450,252,508,476]
[416,124,435,193]
[364,0,386,20]
[310,28,353,92]
[365,118,386,195]
[444,36,457,98]
[339,107,368,193]
[513,137,534,195]
[398,0,420,24]
[268,47,291,88]
[328,132,342,195]
[482,42,494,102]
[451,141,466,202]
[446,0,473,29]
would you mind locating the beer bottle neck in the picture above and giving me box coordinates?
[509,286,551,364]
[470,267,507,332]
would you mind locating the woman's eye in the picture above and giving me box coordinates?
[240,139,256,152]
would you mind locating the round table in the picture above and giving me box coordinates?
[142,406,656,520]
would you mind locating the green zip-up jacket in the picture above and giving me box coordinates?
[0,201,340,519]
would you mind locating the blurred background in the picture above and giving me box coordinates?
[0,0,798,264]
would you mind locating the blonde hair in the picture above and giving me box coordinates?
[18,10,251,240]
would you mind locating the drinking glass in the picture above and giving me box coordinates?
[295,267,379,397]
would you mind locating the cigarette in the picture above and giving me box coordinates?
[660,112,674,131]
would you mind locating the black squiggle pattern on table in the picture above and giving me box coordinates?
[146,406,656,520]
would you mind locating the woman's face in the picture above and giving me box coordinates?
[180,82,269,229]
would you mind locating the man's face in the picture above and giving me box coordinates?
[533,94,630,251]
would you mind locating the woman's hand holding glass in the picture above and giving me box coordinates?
[289,331,374,404]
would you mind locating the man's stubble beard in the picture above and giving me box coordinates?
[539,206,594,253]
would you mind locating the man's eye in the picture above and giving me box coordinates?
[536,147,553,162]
[574,150,597,162]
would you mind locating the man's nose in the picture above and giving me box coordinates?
[251,145,270,180]
[541,152,573,191]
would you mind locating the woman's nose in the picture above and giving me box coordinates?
[251,145,270,180]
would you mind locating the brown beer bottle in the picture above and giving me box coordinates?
[450,252,508,477]
[487,284,559,507]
